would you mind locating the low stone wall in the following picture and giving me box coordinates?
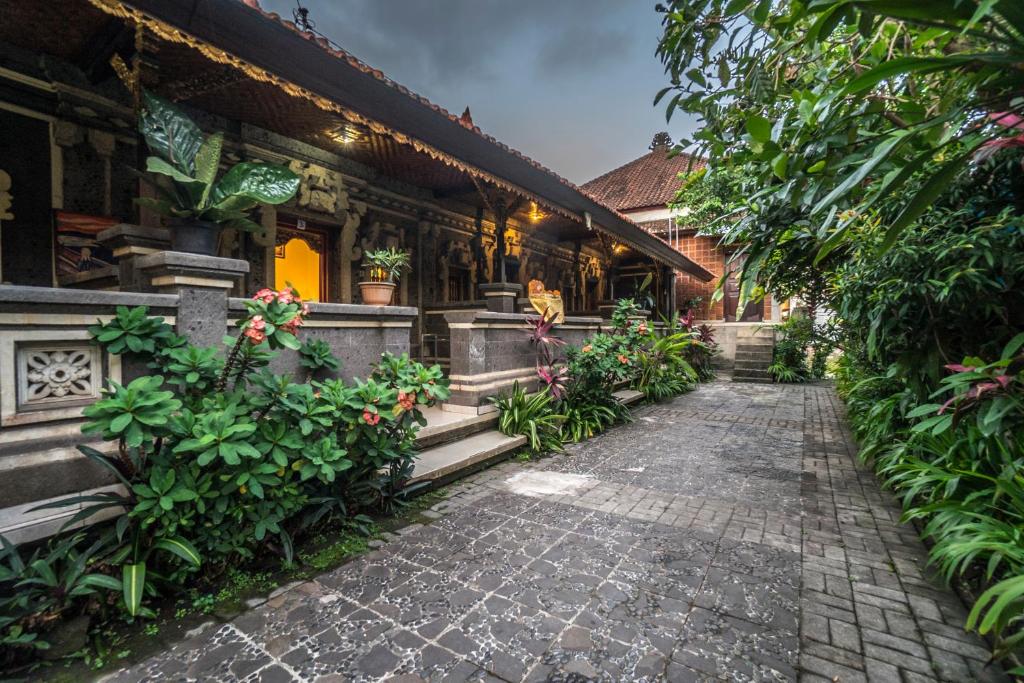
[228,299,415,381]
[0,285,178,543]
[444,310,602,411]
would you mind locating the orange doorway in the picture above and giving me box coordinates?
[274,223,328,302]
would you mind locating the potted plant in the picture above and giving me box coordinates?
[135,90,301,255]
[359,247,410,305]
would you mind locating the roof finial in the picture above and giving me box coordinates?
[460,107,474,128]
[650,131,673,151]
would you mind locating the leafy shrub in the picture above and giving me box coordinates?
[491,383,564,455]
[769,315,812,383]
[0,290,449,653]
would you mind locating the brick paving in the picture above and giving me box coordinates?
[105,381,1007,682]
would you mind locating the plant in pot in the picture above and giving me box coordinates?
[135,90,301,256]
[359,247,410,306]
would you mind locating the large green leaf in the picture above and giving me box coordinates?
[211,163,300,208]
[139,90,204,175]
[194,132,224,205]
[879,143,982,252]
[153,536,201,567]
[122,562,146,617]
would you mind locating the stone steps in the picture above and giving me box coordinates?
[410,430,527,485]
[735,350,773,362]
[612,388,644,406]
[408,388,644,488]
[733,334,775,383]
[414,410,498,450]
[732,367,773,383]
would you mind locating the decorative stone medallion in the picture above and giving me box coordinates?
[16,343,102,410]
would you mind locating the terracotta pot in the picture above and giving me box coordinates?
[169,219,222,255]
[359,281,396,306]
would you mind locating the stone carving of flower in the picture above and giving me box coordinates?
[25,349,92,400]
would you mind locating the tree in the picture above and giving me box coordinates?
[655,0,1024,298]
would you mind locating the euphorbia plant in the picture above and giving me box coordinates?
[18,291,450,629]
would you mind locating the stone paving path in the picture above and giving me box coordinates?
[106,381,1007,682]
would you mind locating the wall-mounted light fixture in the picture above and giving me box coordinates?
[527,201,547,223]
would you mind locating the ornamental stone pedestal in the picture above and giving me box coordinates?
[97,224,170,293]
[479,282,523,313]
[137,251,249,348]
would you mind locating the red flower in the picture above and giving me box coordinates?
[362,410,380,426]
[397,390,416,411]
[617,354,629,364]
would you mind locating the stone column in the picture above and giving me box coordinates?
[97,224,170,293]
[340,209,365,303]
[87,130,116,217]
[137,251,249,348]
[479,282,522,313]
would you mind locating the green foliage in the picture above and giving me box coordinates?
[136,91,299,232]
[298,339,341,378]
[2,305,450,656]
[669,167,744,235]
[363,247,411,283]
[89,305,184,357]
[769,316,812,383]
[657,0,1024,287]
[491,383,565,455]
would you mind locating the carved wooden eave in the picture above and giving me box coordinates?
[78,0,712,282]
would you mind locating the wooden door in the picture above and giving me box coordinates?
[723,255,763,322]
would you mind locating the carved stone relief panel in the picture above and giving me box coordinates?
[1,329,120,428]
[17,344,100,409]
[288,160,344,215]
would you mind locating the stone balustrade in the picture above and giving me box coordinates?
[0,285,178,543]
[228,298,415,381]
[443,309,602,412]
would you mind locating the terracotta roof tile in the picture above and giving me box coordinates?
[582,148,705,212]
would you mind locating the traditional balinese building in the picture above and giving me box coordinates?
[583,134,780,375]
[582,133,779,324]
[0,0,713,540]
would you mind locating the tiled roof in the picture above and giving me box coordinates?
[582,148,705,212]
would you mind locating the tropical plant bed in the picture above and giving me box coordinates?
[0,288,452,677]
[24,488,450,681]
[492,297,720,456]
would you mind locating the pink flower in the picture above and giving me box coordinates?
[244,327,265,345]
[253,288,275,303]
[277,287,295,305]
[280,315,304,335]
[617,354,629,364]
[991,112,1024,130]
[362,410,380,426]
[248,315,266,331]
[301,302,310,316]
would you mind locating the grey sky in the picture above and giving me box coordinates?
[259,0,700,184]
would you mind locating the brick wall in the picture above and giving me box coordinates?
[670,233,725,320]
